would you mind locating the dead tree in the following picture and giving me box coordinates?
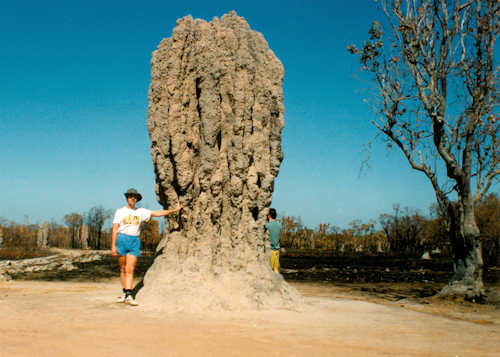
[349,0,499,298]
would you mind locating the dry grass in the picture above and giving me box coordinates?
[0,247,53,260]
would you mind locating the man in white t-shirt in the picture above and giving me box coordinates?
[111,188,182,306]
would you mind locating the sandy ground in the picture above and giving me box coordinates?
[1,279,499,357]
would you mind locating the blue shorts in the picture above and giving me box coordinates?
[116,233,141,257]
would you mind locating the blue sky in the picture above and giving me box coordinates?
[1,0,445,228]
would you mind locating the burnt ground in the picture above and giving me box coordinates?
[7,251,500,306]
[280,254,500,305]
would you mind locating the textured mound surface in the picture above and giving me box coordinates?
[139,12,301,311]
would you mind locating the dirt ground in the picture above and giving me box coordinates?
[1,279,499,357]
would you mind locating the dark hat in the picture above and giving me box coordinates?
[124,188,142,202]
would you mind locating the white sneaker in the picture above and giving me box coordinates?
[116,294,126,303]
[125,295,139,306]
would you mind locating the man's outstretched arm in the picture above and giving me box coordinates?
[151,202,183,217]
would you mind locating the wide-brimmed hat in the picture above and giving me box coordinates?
[124,188,142,202]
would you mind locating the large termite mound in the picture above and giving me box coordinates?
[139,12,302,311]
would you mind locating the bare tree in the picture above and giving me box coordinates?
[63,213,84,249]
[86,206,112,250]
[349,0,499,298]
[379,204,425,255]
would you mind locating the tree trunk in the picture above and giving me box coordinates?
[496,236,500,267]
[440,198,484,299]
[137,12,302,311]
[71,227,76,249]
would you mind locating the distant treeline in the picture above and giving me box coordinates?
[1,194,499,266]
[0,206,162,259]
[280,193,500,267]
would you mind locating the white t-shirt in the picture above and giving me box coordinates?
[113,206,152,236]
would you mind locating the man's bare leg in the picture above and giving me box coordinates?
[125,254,137,290]
[118,256,127,289]
[116,255,138,305]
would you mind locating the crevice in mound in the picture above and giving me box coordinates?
[153,163,169,209]
[216,130,222,151]
[166,138,184,231]
[195,77,202,121]
[251,206,259,221]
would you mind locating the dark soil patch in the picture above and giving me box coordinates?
[10,254,154,282]
[279,255,499,305]
[280,256,455,284]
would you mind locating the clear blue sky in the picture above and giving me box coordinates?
[1,0,443,228]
